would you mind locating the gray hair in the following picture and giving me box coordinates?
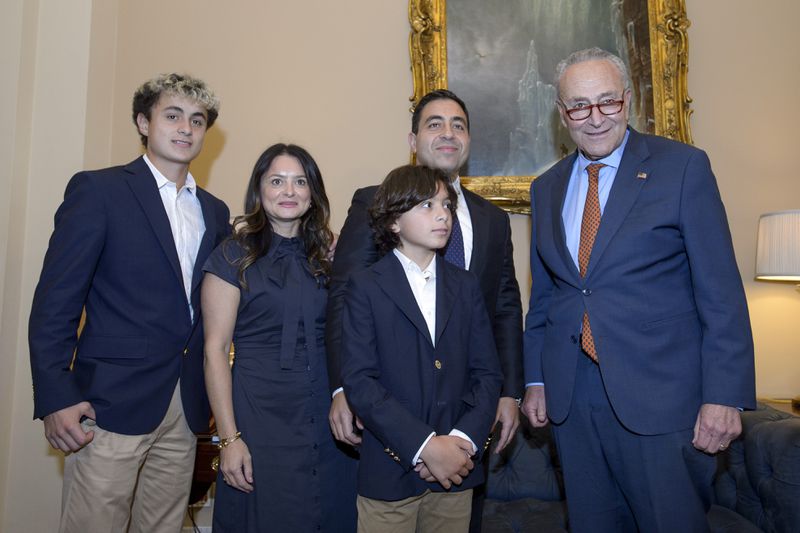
[555,47,631,97]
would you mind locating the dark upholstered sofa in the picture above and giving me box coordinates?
[481,403,800,533]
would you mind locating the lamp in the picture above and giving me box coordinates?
[755,209,800,412]
[755,210,800,283]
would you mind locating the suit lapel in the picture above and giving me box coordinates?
[191,189,218,294]
[434,259,457,347]
[374,255,433,347]
[550,155,580,280]
[585,129,650,278]
[124,158,184,286]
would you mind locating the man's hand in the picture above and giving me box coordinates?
[692,403,741,454]
[43,401,96,452]
[328,392,362,446]
[521,385,548,427]
[492,397,520,453]
[419,435,475,489]
[219,439,254,493]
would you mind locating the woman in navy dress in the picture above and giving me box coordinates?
[202,144,357,532]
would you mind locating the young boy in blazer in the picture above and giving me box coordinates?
[341,165,502,532]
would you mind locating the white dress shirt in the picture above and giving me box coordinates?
[393,249,436,344]
[143,155,205,321]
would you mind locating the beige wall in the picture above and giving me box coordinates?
[686,1,800,398]
[2,2,96,531]
[2,0,798,530]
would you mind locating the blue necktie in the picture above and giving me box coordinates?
[444,213,466,269]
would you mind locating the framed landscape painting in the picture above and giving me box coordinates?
[409,0,692,213]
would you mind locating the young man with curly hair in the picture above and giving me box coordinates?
[29,73,230,533]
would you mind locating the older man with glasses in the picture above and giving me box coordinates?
[521,47,755,533]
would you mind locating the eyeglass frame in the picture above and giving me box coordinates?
[557,95,627,121]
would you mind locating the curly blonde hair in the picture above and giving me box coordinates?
[131,73,220,147]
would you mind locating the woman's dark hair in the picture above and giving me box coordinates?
[369,164,456,256]
[228,143,333,286]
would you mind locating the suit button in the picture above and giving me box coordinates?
[582,289,592,296]
[434,360,442,370]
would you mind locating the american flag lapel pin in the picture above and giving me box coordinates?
[636,171,648,180]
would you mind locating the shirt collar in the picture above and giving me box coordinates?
[143,154,198,193]
[576,129,630,175]
[393,249,437,280]
[451,175,463,196]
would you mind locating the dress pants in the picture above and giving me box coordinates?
[60,382,197,533]
[357,489,473,533]
[551,355,715,533]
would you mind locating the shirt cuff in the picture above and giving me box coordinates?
[526,382,544,388]
[413,432,436,466]
[449,429,477,455]
[331,387,344,399]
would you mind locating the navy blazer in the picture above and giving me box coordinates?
[29,157,230,435]
[524,129,755,435]
[328,185,523,398]
[341,253,502,501]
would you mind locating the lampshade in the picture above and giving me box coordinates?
[755,210,800,281]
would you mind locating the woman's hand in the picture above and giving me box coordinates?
[219,438,254,493]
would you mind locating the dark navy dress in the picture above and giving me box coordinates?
[204,236,357,533]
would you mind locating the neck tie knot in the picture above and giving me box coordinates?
[586,163,605,182]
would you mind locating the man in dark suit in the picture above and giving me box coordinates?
[327,90,522,447]
[326,90,523,529]
[29,73,230,533]
[521,48,755,532]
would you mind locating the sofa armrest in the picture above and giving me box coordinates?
[713,403,800,533]
[486,417,564,502]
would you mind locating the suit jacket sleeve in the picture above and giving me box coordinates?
[326,186,379,393]
[492,210,524,398]
[679,150,755,409]
[29,172,105,419]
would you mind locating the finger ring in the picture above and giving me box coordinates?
[719,442,728,450]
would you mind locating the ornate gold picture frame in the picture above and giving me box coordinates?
[409,0,691,214]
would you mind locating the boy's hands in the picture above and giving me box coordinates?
[418,435,475,489]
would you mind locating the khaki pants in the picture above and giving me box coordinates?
[357,489,473,533]
[60,383,197,533]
